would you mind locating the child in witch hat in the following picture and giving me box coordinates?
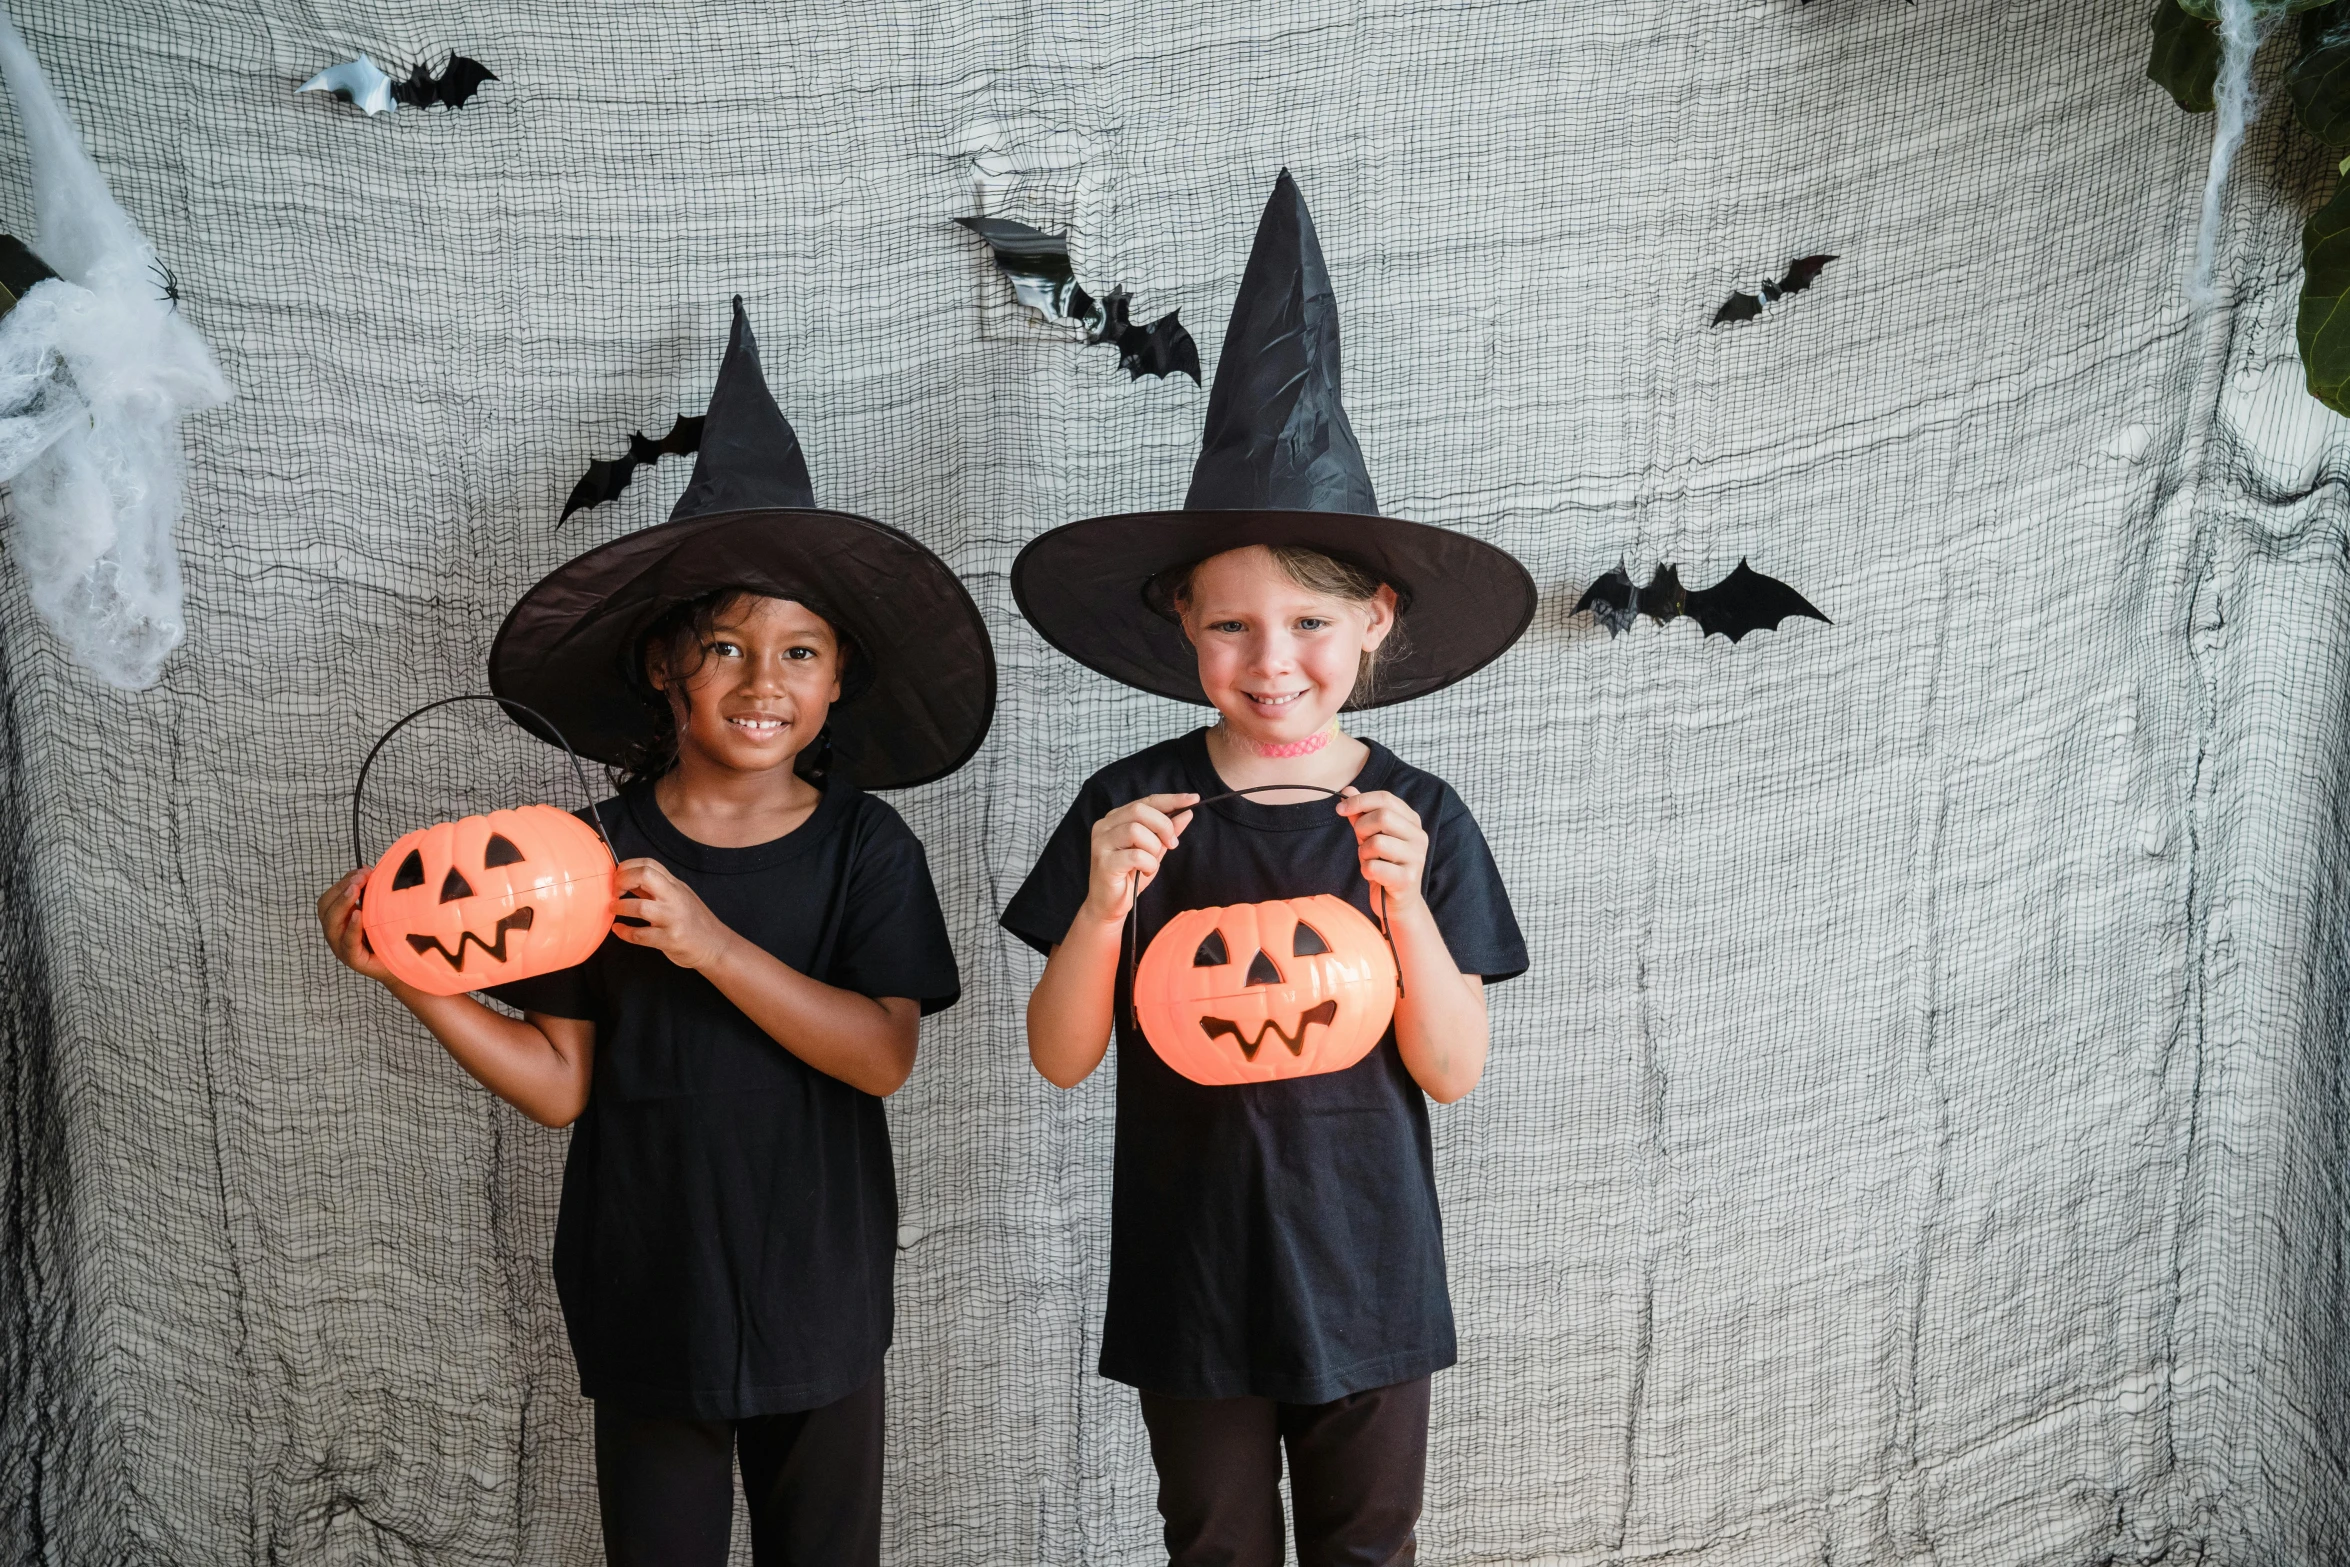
[1003,171,1535,1564]
[316,299,993,1567]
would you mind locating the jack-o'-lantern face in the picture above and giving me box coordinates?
[1133,893,1398,1086]
[360,804,617,997]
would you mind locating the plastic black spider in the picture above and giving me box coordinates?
[151,258,180,312]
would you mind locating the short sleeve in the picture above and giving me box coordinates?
[825,807,962,1015]
[1421,789,1529,984]
[483,958,599,1021]
[1000,781,1108,958]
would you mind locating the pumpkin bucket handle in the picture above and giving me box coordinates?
[351,694,619,873]
[1122,783,1404,1034]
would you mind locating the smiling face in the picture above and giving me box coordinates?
[649,592,843,776]
[1176,546,1398,749]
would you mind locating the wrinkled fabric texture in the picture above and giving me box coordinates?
[2,1,2348,1565]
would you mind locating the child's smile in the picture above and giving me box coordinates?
[655,594,844,777]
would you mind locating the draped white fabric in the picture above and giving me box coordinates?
[0,0,2342,1562]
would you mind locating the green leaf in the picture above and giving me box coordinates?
[2288,4,2350,142]
[2150,0,2223,112]
[2297,179,2350,413]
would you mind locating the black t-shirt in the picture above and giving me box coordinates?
[489,780,960,1420]
[1001,729,1527,1403]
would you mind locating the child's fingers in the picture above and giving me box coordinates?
[1124,805,1186,850]
[615,859,668,894]
[1137,792,1200,811]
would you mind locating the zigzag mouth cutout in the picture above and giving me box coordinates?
[405,905,535,971]
[1198,1000,1338,1061]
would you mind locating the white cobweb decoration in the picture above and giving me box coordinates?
[0,6,228,690]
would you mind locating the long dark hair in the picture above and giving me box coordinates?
[613,586,853,789]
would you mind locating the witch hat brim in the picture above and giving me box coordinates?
[1010,170,1533,706]
[491,301,994,789]
[1013,508,1532,707]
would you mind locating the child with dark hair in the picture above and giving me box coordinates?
[1003,173,1534,1566]
[317,301,993,1566]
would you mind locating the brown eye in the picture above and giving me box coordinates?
[483,834,525,868]
[1292,922,1330,957]
[391,849,426,891]
[1192,930,1229,967]
[438,868,475,903]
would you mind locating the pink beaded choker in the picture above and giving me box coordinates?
[1243,725,1336,759]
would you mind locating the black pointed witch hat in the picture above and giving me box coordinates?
[490,298,995,789]
[1010,170,1534,707]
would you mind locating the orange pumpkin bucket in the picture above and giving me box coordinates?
[1135,893,1397,1085]
[1124,784,1404,1087]
[352,696,619,997]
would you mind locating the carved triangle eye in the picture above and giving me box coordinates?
[1244,949,1282,987]
[482,833,525,868]
[1292,922,1330,957]
[439,867,475,903]
[1192,930,1229,967]
[391,849,426,891]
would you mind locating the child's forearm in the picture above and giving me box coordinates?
[396,987,594,1127]
[1384,899,1488,1103]
[697,936,920,1096]
[1027,909,1125,1087]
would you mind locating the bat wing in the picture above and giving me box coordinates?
[653,414,705,459]
[1682,560,1830,643]
[954,215,1065,259]
[1713,291,1763,326]
[1776,254,1837,297]
[1134,311,1202,383]
[1573,567,1639,636]
[561,457,635,522]
[559,419,706,524]
[434,56,497,108]
[297,55,395,115]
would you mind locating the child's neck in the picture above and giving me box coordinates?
[1203,719,1368,797]
[653,747,823,849]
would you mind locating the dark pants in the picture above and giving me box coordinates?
[592,1370,883,1567]
[1137,1375,1430,1567]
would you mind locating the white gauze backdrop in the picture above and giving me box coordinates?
[0,0,2344,1563]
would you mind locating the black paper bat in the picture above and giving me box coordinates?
[1713,254,1837,325]
[560,415,705,522]
[1574,560,1829,643]
[955,216,1201,382]
[391,55,497,109]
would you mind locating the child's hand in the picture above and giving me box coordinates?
[316,868,398,986]
[612,858,737,970]
[1337,788,1428,912]
[1081,793,1199,925]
